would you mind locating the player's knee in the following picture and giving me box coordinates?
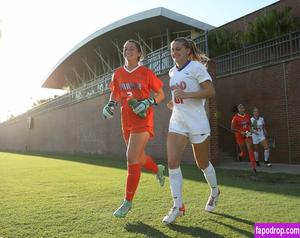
[196,160,208,170]
[167,158,180,169]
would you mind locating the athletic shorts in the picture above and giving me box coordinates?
[169,120,210,144]
[252,135,266,145]
[122,126,154,142]
[235,133,252,145]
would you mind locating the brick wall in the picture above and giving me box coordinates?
[215,58,300,164]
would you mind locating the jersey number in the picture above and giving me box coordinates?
[174,97,183,104]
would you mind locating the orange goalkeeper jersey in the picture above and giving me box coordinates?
[110,65,163,134]
[231,113,252,134]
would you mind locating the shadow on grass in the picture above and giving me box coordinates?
[167,223,223,238]
[209,220,253,238]
[208,212,255,237]
[2,151,300,197]
[211,212,254,226]
[125,222,170,238]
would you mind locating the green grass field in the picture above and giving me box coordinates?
[1,152,300,238]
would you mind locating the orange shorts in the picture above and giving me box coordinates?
[235,133,252,145]
[122,126,154,142]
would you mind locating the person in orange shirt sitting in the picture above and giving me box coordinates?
[102,39,165,218]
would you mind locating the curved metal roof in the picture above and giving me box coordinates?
[42,7,215,89]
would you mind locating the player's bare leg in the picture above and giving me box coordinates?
[238,143,247,161]
[245,140,257,172]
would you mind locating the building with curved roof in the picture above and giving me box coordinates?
[42,7,214,90]
[0,7,219,165]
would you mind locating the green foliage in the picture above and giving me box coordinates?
[208,29,243,57]
[208,7,300,57]
[246,7,300,44]
[1,152,300,237]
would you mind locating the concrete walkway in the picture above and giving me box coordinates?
[217,159,300,175]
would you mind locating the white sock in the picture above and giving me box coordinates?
[254,152,259,161]
[264,149,270,162]
[202,162,218,197]
[169,167,183,208]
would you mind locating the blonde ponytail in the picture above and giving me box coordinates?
[172,37,210,66]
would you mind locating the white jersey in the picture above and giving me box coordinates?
[169,60,212,135]
[251,116,266,144]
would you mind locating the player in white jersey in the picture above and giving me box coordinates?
[162,37,220,224]
[251,107,271,167]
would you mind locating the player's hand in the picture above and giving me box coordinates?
[167,100,173,110]
[131,98,156,115]
[174,88,187,99]
[244,131,252,137]
[102,101,116,119]
[128,98,145,118]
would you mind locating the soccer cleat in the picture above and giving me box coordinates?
[113,200,132,218]
[162,205,185,224]
[264,161,272,167]
[205,189,220,212]
[256,161,261,166]
[156,164,165,187]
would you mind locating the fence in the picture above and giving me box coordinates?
[214,30,300,77]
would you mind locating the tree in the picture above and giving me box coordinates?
[245,7,300,45]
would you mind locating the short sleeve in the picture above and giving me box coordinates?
[191,61,212,84]
[148,69,163,92]
[231,115,237,127]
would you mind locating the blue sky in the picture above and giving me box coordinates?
[0,0,278,121]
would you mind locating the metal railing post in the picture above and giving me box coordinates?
[289,32,293,57]
[230,51,233,74]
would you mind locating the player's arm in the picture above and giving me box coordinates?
[153,88,165,104]
[262,123,268,136]
[231,118,243,135]
[173,80,215,100]
[231,118,238,133]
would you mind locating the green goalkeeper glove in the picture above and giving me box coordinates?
[102,100,116,119]
[128,98,156,118]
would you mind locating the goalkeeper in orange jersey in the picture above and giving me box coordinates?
[102,39,165,218]
[231,104,257,172]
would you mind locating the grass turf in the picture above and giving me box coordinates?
[0,152,299,238]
